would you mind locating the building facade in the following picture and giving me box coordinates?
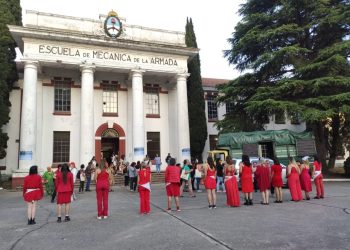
[2,10,198,186]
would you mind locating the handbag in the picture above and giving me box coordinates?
[181,169,189,180]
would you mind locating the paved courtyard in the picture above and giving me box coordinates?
[0,182,349,250]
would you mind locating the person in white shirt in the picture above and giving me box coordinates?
[69,162,78,200]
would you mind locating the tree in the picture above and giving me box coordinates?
[219,0,350,171]
[185,17,208,161]
[0,0,21,158]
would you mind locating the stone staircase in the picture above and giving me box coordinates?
[75,172,165,187]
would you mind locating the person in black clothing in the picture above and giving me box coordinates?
[165,153,171,165]
[51,164,62,203]
[190,162,196,191]
[216,159,226,192]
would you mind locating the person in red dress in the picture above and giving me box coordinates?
[271,158,283,203]
[23,165,44,225]
[300,157,312,200]
[138,163,151,214]
[239,154,255,205]
[95,159,110,219]
[287,158,303,202]
[224,157,240,207]
[165,158,181,212]
[204,157,217,209]
[255,159,271,205]
[313,156,325,199]
[55,163,74,223]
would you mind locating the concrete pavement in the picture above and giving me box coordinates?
[0,182,350,250]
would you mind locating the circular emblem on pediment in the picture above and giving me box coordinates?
[104,10,122,38]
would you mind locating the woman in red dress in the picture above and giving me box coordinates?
[165,158,181,212]
[271,158,283,203]
[138,163,151,214]
[313,156,325,199]
[224,157,240,207]
[204,157,217,209]
[287,158,303,202]
[55,163,74,223]
[299,157,312,200]
[23,165,43,225]
[255,159,271,205]
[95,159,110,219]
[239,155,254,205]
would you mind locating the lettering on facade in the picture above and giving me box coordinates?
[38,45,178,66]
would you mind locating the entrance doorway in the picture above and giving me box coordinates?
[258,141,275,159]
[101,128,119,164]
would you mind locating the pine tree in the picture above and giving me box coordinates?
[185,18,208,161]
[219,0,350,170]
[0,0,22,158]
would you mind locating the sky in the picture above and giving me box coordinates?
[20,0,245,80]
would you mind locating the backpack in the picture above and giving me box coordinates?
[76,170,81,180]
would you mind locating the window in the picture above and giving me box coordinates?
[225,102,234,115]
[53,131,70,163]
[54,78,71,112]
[207,95,218,120]
[145,86,160,116]
[275,111,286,124]
[102,83,118,115]
[147,132,160,159]
[209,135,218,150]
[290,112,301,125]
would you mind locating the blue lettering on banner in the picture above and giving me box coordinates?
[20,151,32,160]
[181,148,191,158]
[134,147,144,156]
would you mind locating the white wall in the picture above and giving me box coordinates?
[0,89,21,175]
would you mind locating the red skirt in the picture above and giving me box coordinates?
[225,177,240,207]
[204,176,216,190]
[166,183,180,197]
[300,171,312,192]
[241,177,253,193]
[57,192,72,204]
[23,190,43,202]
[272,176,283,188]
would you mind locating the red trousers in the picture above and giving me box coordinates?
[96,185,109,217]
[314,175,324,198]
[139,187,150,214]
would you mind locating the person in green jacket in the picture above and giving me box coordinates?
[42,166,54,196]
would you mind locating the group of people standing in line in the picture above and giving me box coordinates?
[165,154,325,211]
[22,153,325,225]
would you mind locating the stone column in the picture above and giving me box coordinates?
[176,73,191,163]
[19,60,38,171]
[131,69,145,162]
[80,65,95,165]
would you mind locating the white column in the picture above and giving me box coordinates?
[80,65,95,165]
[19,61,38,171]
[131,69,145,162]
[176,73,191,163]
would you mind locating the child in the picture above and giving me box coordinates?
[138,163,151,214]
[79,164,86,193]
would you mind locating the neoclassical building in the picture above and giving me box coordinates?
[3,10,197,187]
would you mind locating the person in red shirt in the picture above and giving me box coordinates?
[271,158,283,203]
[204,157,217,209]
[95,159,110,219]
[255,159,271,205]
[165,158,181,212]
[313,156,325,199]
[55,163,74,223]
[23,165,43,225]
[138,163,151,214]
